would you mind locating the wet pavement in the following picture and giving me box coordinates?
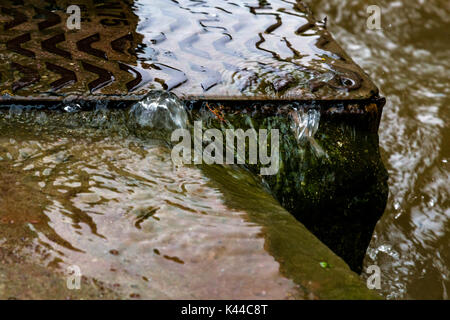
[0,0,378,102]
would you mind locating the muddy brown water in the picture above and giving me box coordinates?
[0,0,448,300]
[0,112,301,299]
[307,0,450,299]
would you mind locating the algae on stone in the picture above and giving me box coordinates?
[192,106,388,273]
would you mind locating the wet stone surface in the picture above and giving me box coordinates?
[192,104,389,273]
[0,0,378,102]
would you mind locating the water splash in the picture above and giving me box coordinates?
[63,103,82,113]
[128,91,189,135]
[289,108,327,158]
[0,91,190,143]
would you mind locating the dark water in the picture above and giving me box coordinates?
[306,0,450,299]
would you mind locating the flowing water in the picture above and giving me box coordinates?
[0,0,448,300]
[0,96,376,300]
[306,0,450,299]
[0,102,302,299]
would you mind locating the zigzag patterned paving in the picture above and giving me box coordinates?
[0,0,380,104]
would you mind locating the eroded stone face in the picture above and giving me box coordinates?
[0,0,378,103]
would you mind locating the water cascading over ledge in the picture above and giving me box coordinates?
[0,99,382,299]
[0,0,388,274]
[187,100,388,273]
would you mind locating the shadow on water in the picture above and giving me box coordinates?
[200,164,381,299]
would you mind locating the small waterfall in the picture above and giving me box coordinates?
[128,91,189,134]
[0,91,190,143]
[289,108,327,158]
